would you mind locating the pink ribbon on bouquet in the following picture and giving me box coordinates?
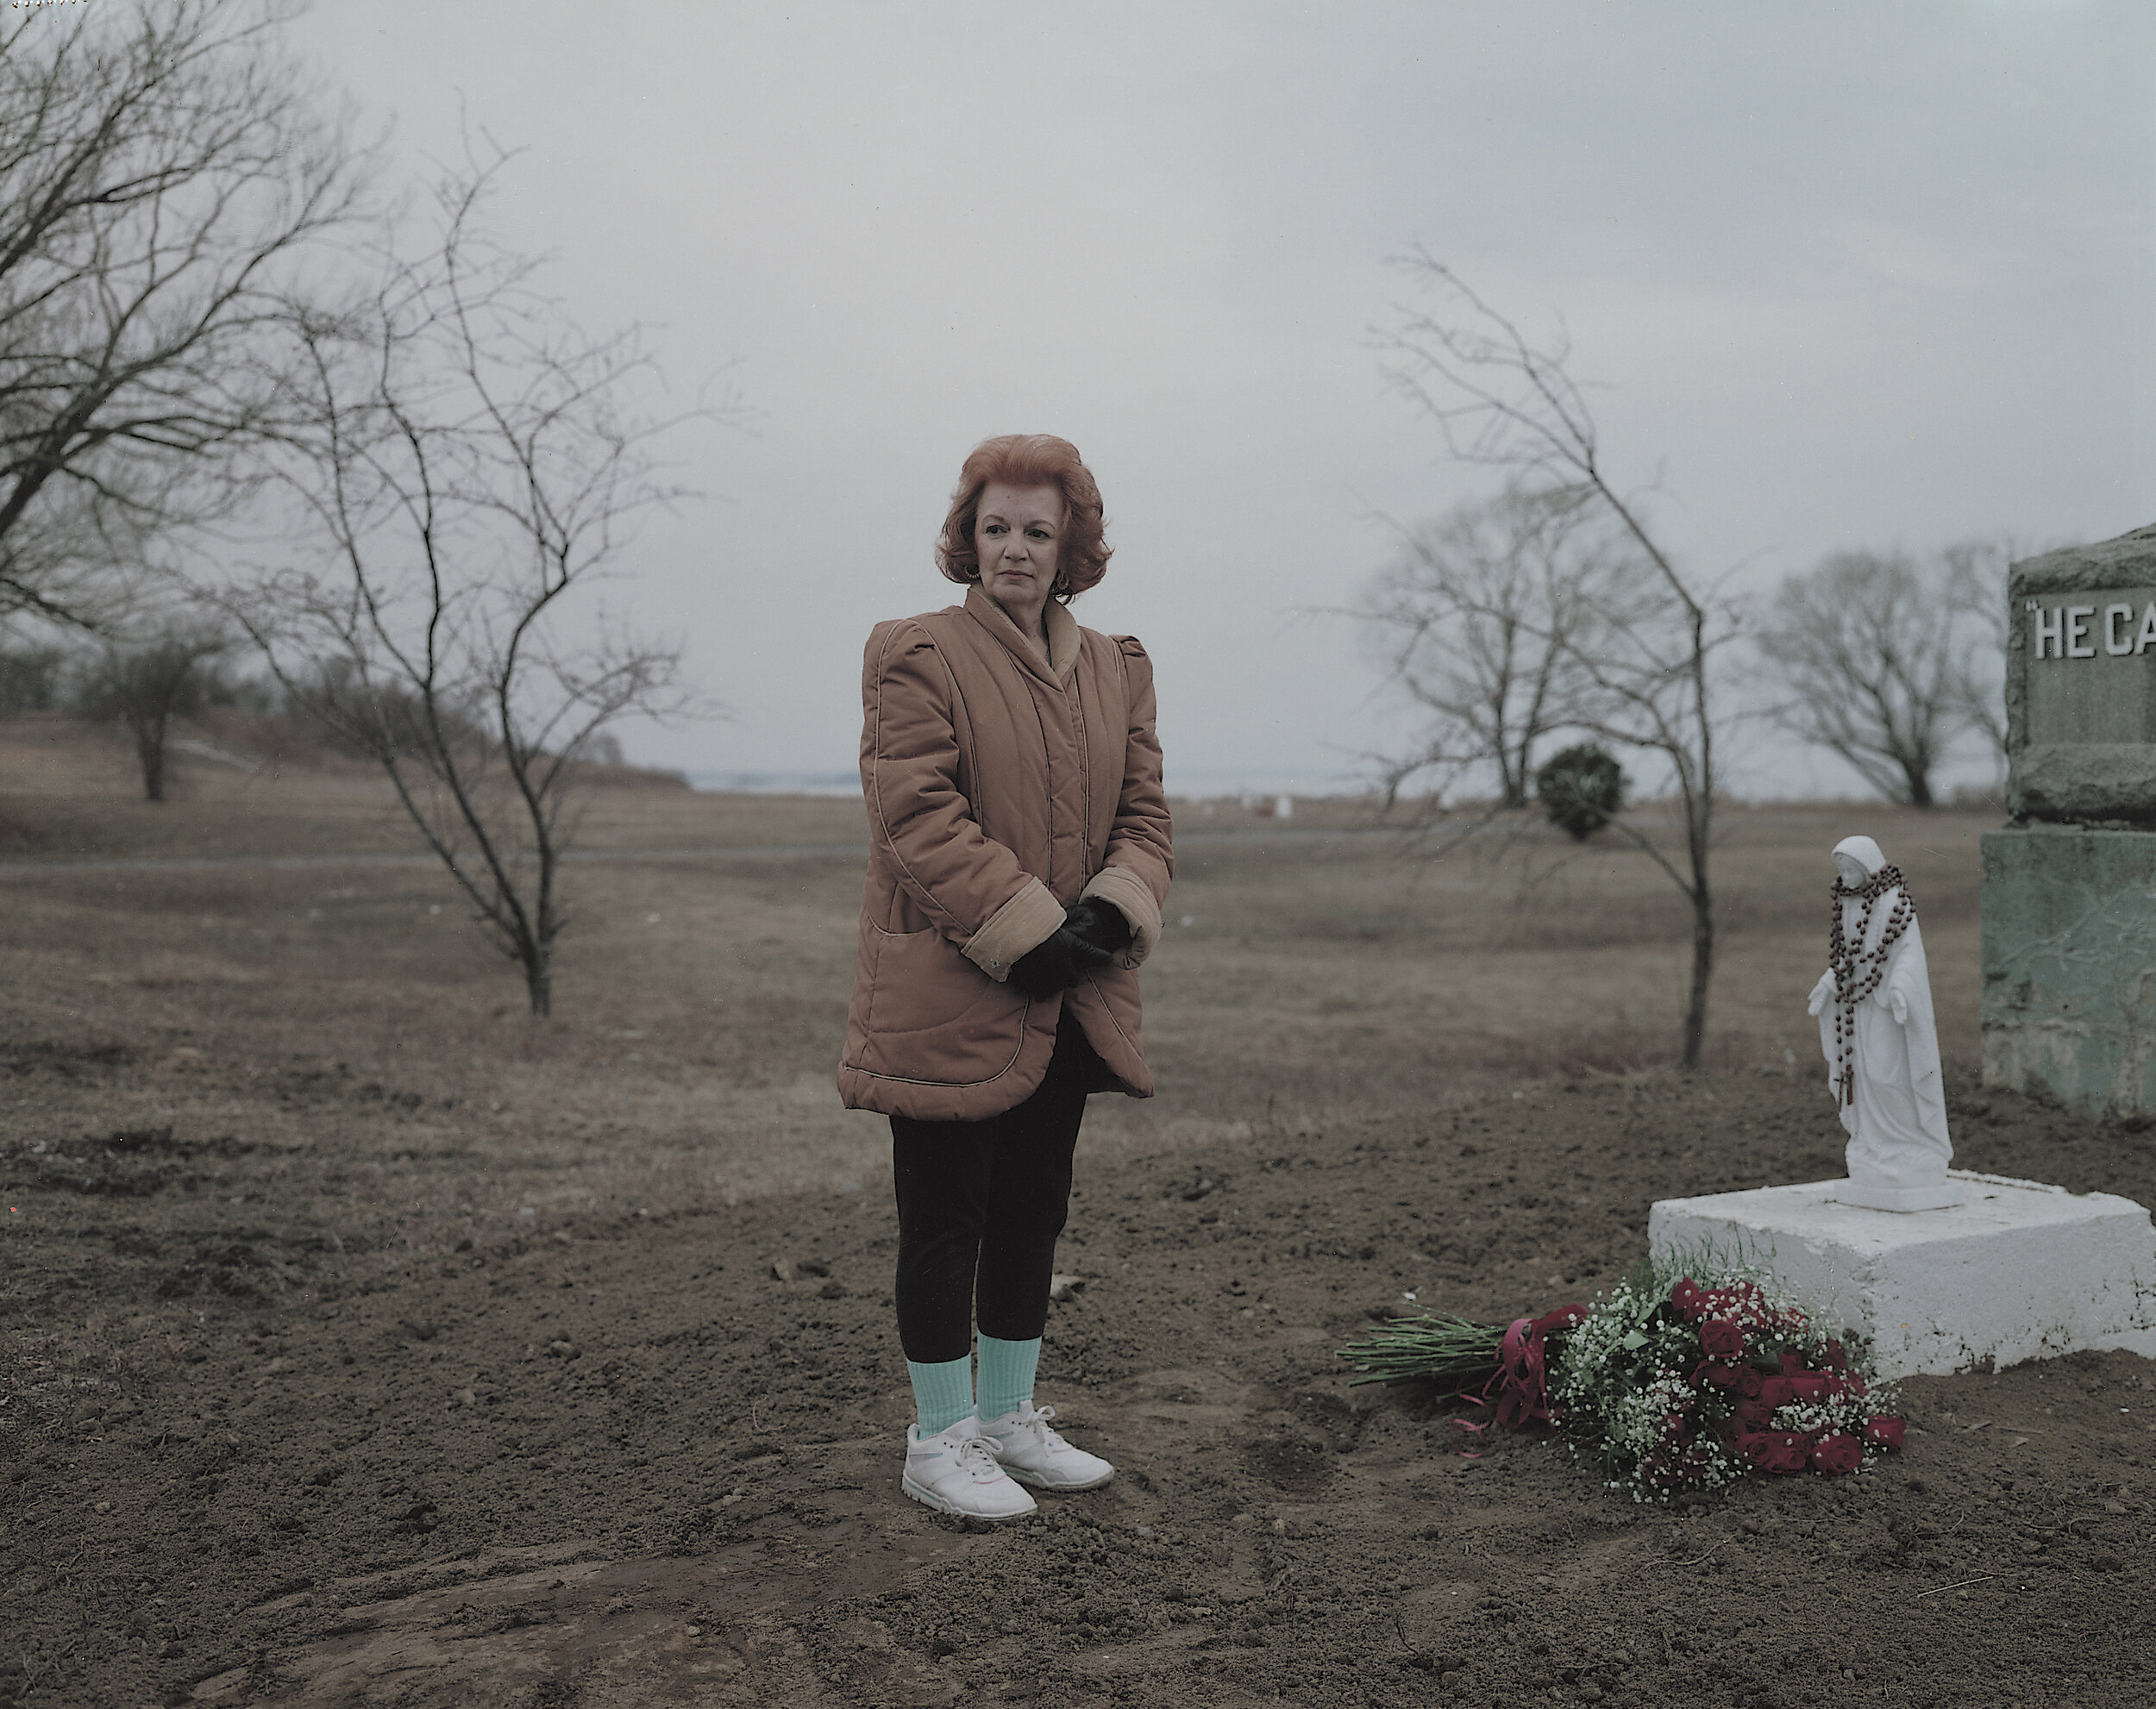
[1452,1303,1586,1453]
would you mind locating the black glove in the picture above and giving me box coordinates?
[1062,897,1132,960]
[1008,927,1093,999]
[1007,901,1130,1000]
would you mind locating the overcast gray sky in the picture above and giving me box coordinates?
[290,0,2155,796]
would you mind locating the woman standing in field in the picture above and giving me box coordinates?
[838,435,1174,1521]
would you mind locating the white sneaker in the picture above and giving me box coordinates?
[902,1416,1037,1520]
[978,1403,1114,1492]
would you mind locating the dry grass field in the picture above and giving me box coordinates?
[0,713,1992,1228]
[6,716,2148,1709]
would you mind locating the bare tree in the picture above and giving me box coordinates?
[1359,483,1598,809]
[221,152,718,1017]
[0,636,68,716]
[1375,253,1739,1071]
[1754,547,2003,808]
[73,619,229,802]
[1941,535,2017,782]
[0,0,371,630]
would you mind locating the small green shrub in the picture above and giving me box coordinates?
[1535,743,1627,841]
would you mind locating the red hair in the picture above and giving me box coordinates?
[935,434,1112,602]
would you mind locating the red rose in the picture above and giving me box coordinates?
[1768,1432,1813,1475]
[1784,1374,1830,1404]
[1712,1281,1764,1319]
[1735,1430,1810,1474]
[1778,1348,1807,1378]
[1810,1431,1862,1475]
[1736,1365,1764,1399]
[1695,1360,1742,1390]
[1758,1377,1794,1408]
[1698,1318,1745,1359]
[1702,1288,1741,1320]
[1822,1339,1848,1372]
[1864,1416,1905,1451]
[1733,1398,1774,1430]
[1670,1279,1708,1322]
[1643,1437,1714,1492]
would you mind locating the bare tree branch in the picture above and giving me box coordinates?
[1939,535,2024,786]
[1355,482,1600,811]
[1753,548,2003,808]
[1373,254,1738,1069]
[0,0,376,630]
[213,143,736,1017]
[71,611,229,801]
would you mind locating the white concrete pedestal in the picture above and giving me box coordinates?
[1647,1170,2156,1379]
[1830,1176,1964,1213]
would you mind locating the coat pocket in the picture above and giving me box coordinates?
[860,923,1025,1086]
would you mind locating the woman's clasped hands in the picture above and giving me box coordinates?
[1007,898,1132,999]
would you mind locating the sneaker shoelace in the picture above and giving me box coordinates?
[953,1433,1003,1476]
[1001,1405,1064,1452]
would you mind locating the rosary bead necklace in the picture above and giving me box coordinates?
[1827,864,1914,1108]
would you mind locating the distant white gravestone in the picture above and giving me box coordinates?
[1805,836,1962,1211]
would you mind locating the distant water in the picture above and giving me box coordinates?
[686,766,1378,799]
[1157,767,1378,799]
[686,769,862,797]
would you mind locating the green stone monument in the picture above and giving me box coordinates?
[1982,523,2156,1113]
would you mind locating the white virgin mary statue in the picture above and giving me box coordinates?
[1805,836,1963,1211]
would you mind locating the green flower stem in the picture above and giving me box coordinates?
[1334,1313,1507,1390]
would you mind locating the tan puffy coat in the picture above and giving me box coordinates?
[837,585,1174,1122]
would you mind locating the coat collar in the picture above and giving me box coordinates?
[962,584,1080,685]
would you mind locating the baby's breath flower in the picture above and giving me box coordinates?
[1552,1249,1897,1501]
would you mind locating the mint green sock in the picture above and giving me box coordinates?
[976,1334,1041,1424]
[906,1355,975,1436]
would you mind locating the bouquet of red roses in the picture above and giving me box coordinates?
[1338,1255,1906,1500]
[1555,1265,1905,1498]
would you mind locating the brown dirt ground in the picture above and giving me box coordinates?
[2,723,2150,1706]
[3,1064,2152,1707]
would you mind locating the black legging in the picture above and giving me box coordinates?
[891,1011,1109,1364]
